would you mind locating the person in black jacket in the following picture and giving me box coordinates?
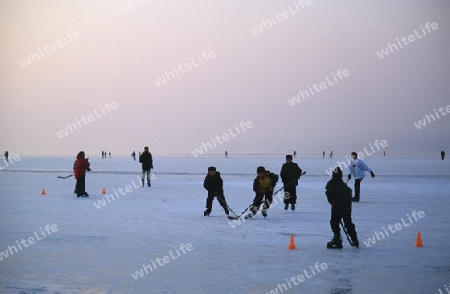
[203,166,229,217]
[280,154,302,211]
[246,166,278,219]
[139,146,153,187]
[326,167,359,249]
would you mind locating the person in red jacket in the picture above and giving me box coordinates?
[73,151,91,197]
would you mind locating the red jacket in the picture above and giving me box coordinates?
[73,155,90,179]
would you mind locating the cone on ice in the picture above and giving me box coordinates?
[102,187,106,195]
[41,188,46,195]
[415,232,423,247]
[288,235,297,250]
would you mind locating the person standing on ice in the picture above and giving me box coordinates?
[441,150,445,160]
[347,152,375,202]
[280,154,302,211]
[73,151,91,197]
[245,166,278,219]
[4,151,8,161]
[203,166,229,217]
[139,146,153,187]
[326,167,359,249]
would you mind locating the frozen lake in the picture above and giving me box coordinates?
[1,155,449,293]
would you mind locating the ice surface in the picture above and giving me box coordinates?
[1,155,449,293]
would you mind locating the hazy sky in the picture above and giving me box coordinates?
[1,0,449,157]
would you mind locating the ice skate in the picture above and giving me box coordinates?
[261,210,267,218]
[245,211,255,219]
[327,234,343,249]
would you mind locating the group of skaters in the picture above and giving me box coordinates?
[72,147,153,197]
[203,152,377,249]
[71,147,382,248]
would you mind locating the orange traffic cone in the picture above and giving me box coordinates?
[102,187,106,195]
[41,188,46,195]
[288,235,297,250]
[415,232,423,247]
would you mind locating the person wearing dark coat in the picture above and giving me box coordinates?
[280,154,302,211]
[245,166,278,219]
[441,150,445,160]
[139,146,153,187]
[73,151,91,197]
[326,167,359,249]
[203,166,229,216]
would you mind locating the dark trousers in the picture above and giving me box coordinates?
[252,191,273,213]
[75,176,86,196]
[142,169,151,186]
[283,186,297,205]
[205,193,229,214]
[354,179,362,200]
[330,208,357,238]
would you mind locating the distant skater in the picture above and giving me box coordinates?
[293,151,297,157]
[347,152,375,202]
[131,151,136,161]
[329,151,333,159]
[280,155,302,211]
[225,151,228,158]
[323,151,325,158]
[139,146,153,187]
[326,167,359,249]
[245,166,278,219]
[4,151,8,161]
[441,150,445,160]
[203,166,229,217]
[73,151,91,197]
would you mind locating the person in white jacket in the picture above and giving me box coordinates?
[347,152,375,202]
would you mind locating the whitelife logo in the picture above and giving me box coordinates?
[190,121,253,157]
[55,102,118,139]
[18,31,80,68]
[153,50,215,87]
[250,0,313,35]
[376,22,439,59]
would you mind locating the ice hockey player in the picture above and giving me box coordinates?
[347,151,375,202]
[280,154,302,211]
[326,167,359,249]
[73,151,91,197]
[203,166,229,217]
[245,166,278,219]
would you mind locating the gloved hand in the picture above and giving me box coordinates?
[370,171,375,178]
[86,167,91,172]
[347,175,351,180]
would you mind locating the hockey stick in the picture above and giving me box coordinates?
[340,220,357,247]
[57,175,73,179]
[274,171,306,196]
[215,194,239,220]
[229,171,307,220]
[228,204,254,220]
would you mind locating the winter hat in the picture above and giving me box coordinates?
[332,167,343,179]
[208,166,216,172]
[286,154,293,160]
[256,166,266,173]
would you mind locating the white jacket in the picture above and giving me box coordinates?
[348,159,372,179]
